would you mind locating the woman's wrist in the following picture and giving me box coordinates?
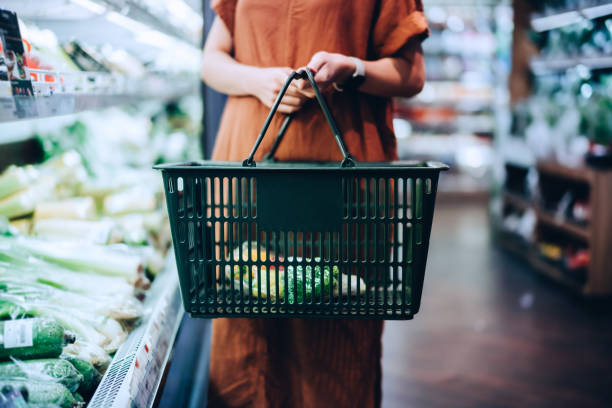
[240,66,264,97]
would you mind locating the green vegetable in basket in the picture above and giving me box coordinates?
[0,359,84,393]
[61,356,102,398]
[0,380,80,408]
[0,318,73,361]
[286,265,335,304]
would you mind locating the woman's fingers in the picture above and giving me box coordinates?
[307,51,328,73]
[280,94,303,107]
[277,103,300,114]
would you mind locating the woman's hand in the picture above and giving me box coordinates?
[252,67,312,113]
[299,51,356,93]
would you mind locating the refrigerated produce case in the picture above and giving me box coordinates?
[0,1,210,406]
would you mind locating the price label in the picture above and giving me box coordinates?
[3,319,34,348]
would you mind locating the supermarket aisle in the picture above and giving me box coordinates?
[382,201,612,408]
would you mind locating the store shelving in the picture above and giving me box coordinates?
[531,2,612,32]
[537,160,595,184]
[536,208,590,242]
[499,160,612,296]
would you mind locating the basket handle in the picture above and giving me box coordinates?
[242,68,355,167]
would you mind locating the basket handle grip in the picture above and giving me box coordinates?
[242,68,355,167]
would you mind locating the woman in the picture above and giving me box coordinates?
[201,1,428,406]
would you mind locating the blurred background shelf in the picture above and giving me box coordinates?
[497,158,612,295]
[531,2,612,32]
[530,55,612,74]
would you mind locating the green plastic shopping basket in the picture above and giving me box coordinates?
[155,69,448,319]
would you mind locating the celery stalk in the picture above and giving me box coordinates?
[34,197,96,220]
[0,165,39,199]
[8,236,143,283]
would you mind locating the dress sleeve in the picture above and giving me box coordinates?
[371,0,429,58]
[211,0,237,34]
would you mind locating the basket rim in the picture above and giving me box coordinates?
[153,160,449,172]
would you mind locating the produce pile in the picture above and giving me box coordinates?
[0,154,169,406]
[0,103,199,407]
[224,242,369,304]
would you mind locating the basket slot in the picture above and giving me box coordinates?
[177,177,184,218]
[250,177,257,219]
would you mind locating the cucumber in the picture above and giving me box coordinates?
[0,358,84,393]
[0,380,79,408]
[0,318,72,361]
[61,356,101,397]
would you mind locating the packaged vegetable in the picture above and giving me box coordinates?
[60,356,101,397]
[0,380,80,408]
[62,341,111,370]
[0,358,84,393]
[0,318,73,361]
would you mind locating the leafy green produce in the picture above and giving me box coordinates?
[0,252,135,298]
[0,276,142,320]
[0,380,80,408]
[2,236,143,283]
[0,359,83,393]
[0,318,72,361]
[286,265,335,304]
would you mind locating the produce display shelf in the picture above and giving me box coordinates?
[530,55,612,74]
[0,81,195,124]
[531,2,612,32]
[88,256,184,408]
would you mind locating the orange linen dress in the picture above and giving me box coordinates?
[208,1,428,407]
